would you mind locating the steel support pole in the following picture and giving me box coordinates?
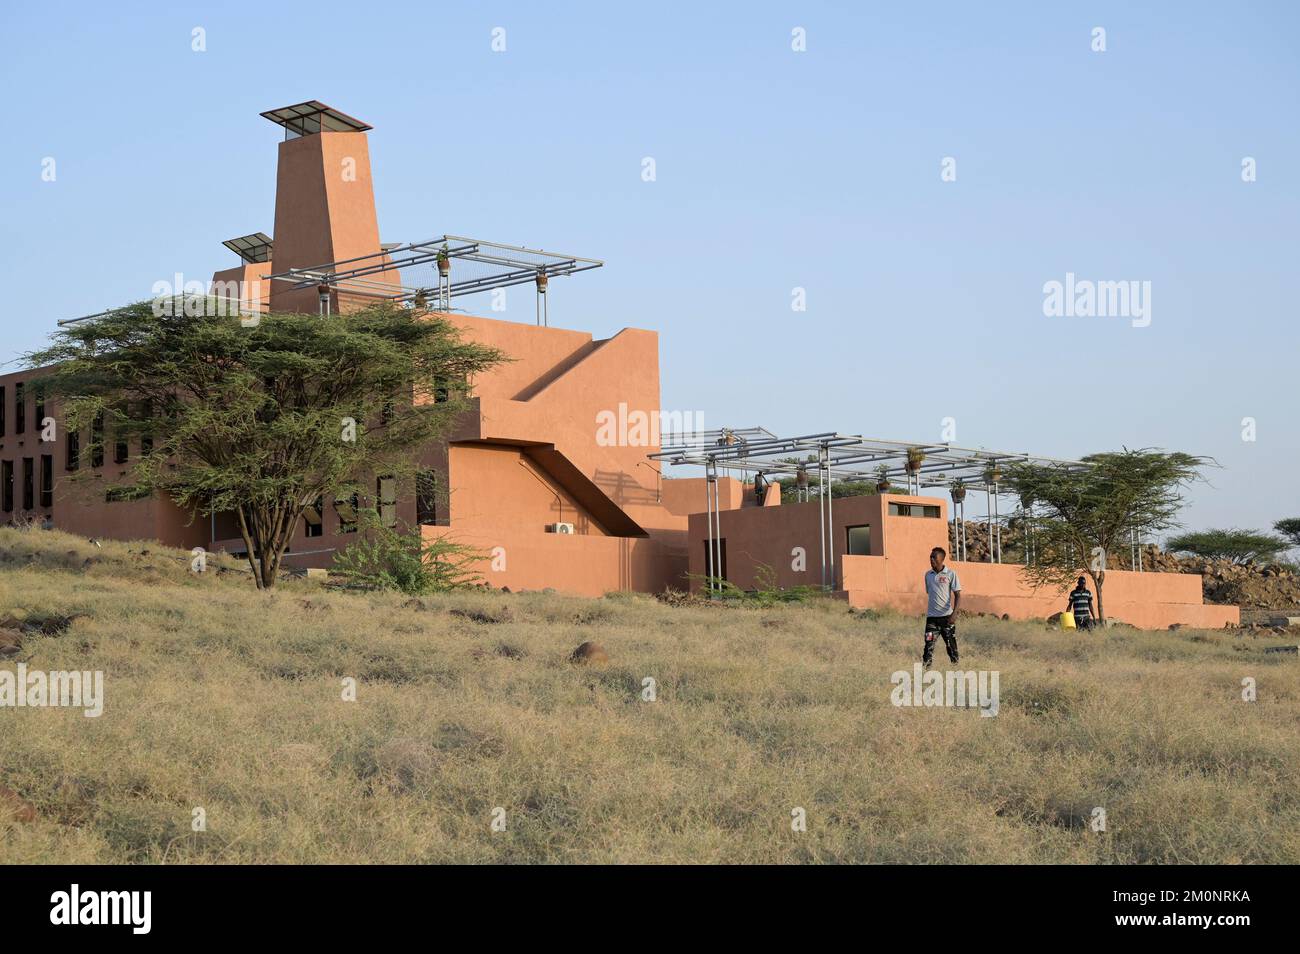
[962,502,968,561]
[711,465,722,591]
[825,452,835,591]
[817,459,828,591]
[986,487,993,563]
[704,463,715,593]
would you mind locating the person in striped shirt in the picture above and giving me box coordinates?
[1067,577,1095,630]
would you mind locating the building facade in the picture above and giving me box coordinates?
[0,101,1239,629]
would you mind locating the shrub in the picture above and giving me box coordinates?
[333,511,484,594]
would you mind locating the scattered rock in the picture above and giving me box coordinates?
[0,785,36,824]
[1264,645,1298,655]
[569,641,608,666]
[451,606,512,625]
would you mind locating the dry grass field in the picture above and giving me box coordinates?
[1,527,1297,864]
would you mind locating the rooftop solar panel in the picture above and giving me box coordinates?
[222,232,274,264]
[260,101,372,137]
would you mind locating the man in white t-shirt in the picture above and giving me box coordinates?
[923,546,961,669]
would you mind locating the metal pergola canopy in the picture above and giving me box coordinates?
[260,101,372,138]
[266,235,603,312]
[222,232,273,264]
[661,430,1093,591]
[650,430,1088,489]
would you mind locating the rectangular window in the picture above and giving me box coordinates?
[846,524,872,556]
[21,458,33,510]
[1,385,6,437]
[114,436,129,464]
[702,538,728,582]
[889,503,940,518]
[39,455,52,508]
[106,486,150,503]
[377,475,397,527]
[34,383,44,433]
[66,430,80,471]
[14,383,24,435]
[303,496,323,538]
[416,470,438,525]
[1,461,12,512]
[91,412,104,467]
[140,399,154,456]
[334,494,358,534]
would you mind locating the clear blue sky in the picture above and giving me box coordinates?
[2,1,1296,537]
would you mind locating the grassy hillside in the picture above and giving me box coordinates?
[1,527,1297,864]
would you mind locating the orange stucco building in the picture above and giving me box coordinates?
[0,101,1238,629]
[688,490,1238,629]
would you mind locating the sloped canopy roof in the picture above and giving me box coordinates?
[260,101,372,137]
[222,232,273,264]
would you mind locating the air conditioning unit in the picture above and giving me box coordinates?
[549,522,575,535]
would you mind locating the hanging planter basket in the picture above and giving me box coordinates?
[905,447,925,474]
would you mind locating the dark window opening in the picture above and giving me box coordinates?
[416,470,439,526]
[140,400,154,455]
[1,461,12,512]
[21,458,34,511]
[846,524,873,556]
[702,538,728,582]
[0,385,6,436]
[106,486,150,503]
[91,412,104,468]
[334,494,358,534]
[39,455,52,509]
[377,475,397,527]
[66,430,80,471]
[889,503,940,518]
[304,497,323,538]
[34,384,45,435]
[14,383,24,435]
[114,438,129,464]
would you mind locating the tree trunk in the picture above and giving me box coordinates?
[235,505,264,590]
[1091,568,1106,623]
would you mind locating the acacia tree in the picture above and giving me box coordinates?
[1274,518,1300,552]
[29,300,502,588]
[1005,450,1208,622]
[1165,529,1289,565]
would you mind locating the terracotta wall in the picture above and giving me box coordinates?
[422,524,687,596]
[267,131,399,314]
[687,490,1239,630]
[842,556,1238,629]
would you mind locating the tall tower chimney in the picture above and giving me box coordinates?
[260,102,398,313]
